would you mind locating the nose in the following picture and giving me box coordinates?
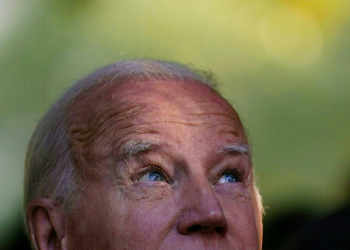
[176,177,228,237]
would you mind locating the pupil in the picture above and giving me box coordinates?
[226,173,238,183]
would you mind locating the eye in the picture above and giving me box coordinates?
[139,170,165,182]
[217,172,240,184]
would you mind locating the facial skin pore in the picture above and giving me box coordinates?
[56,80,262,249]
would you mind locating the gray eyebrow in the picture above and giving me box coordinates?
[219,143,251,158]
[117,139,161,161]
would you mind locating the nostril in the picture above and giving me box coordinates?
[187,225,226,236]
[214,226,226,236]
[188,225,202,233]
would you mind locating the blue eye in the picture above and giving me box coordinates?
[139,170,165,182]
[217,173,240,184]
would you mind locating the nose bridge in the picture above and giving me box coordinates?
[188,174,221,212]
[176,171,228,236]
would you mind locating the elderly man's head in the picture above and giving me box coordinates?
[24,60,263,250]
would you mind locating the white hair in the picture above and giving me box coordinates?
[23,60,263,233]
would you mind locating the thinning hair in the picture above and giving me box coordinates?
[23,60,263,233]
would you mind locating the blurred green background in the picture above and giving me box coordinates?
[1,0,350,248]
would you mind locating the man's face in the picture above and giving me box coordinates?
[64,80,262,249]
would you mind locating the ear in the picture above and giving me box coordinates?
[27,198,66,250]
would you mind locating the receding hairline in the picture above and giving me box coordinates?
[61,60,221,117]
[69,60,219,100]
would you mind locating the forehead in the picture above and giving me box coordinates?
[69,80,246,162]
[72,79,241,125]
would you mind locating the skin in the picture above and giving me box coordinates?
[28,79,263,249]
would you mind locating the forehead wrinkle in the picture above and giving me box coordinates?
[128,109,240,129]
[133,120,239,130]
[70,104,141,146]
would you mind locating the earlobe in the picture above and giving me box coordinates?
[27,198,66,250]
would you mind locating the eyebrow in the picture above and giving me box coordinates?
[117,139,162,161]
[116,140,251,161]
[219,143,251,158]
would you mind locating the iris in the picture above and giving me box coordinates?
[218,173,239,184]
[143,171,165,181]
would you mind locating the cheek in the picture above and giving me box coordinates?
[219,188,261,246]
[214,182,251,201]
[66,183,178,249]
[65,187,124,248]
[123,205,174,242]
[116,193,178,244]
